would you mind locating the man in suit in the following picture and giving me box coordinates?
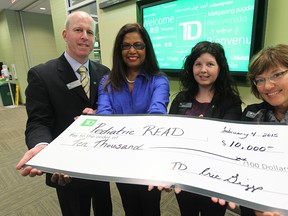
[16,11,112,216]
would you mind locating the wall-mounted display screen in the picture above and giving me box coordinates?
[138,0,267,76]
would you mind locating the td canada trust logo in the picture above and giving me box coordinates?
[81,119,97,127]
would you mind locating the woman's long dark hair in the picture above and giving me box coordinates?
[180,41,240,99]
[104,23,160,91]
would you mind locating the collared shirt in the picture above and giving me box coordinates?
[267,110,288,124]
[97,72,169,114]
[64,52,90,80]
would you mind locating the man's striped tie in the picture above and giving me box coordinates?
[78,66,90,98]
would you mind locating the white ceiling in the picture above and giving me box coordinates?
[0,0,51,15]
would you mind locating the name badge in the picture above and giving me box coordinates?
[179,102,192,108]
[246,111,256,118]
[66,80,81,90]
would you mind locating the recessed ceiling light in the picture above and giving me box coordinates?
[40,7,46,10]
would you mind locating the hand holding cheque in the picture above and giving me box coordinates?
[16,107,97,186]
[16,144,45,177]
[21,115,288,214]
[16,144,72,186]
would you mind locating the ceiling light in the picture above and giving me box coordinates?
[40,7,46,10]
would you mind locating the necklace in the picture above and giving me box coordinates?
[125,76,135,84]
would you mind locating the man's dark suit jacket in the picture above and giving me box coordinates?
[25,53,109,188]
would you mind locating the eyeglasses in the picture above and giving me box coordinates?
[120,42,146,50]
[253,69,288,87]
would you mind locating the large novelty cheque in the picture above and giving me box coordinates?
[26,115,288,214]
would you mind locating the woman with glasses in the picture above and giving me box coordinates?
[96,23,169,216]
[240,44,288,216]
[242,44,288,124]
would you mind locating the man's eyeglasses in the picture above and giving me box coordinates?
[253,69,288,87]
[121,43,146,50]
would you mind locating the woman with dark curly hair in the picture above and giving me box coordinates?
[169,41,242,216]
